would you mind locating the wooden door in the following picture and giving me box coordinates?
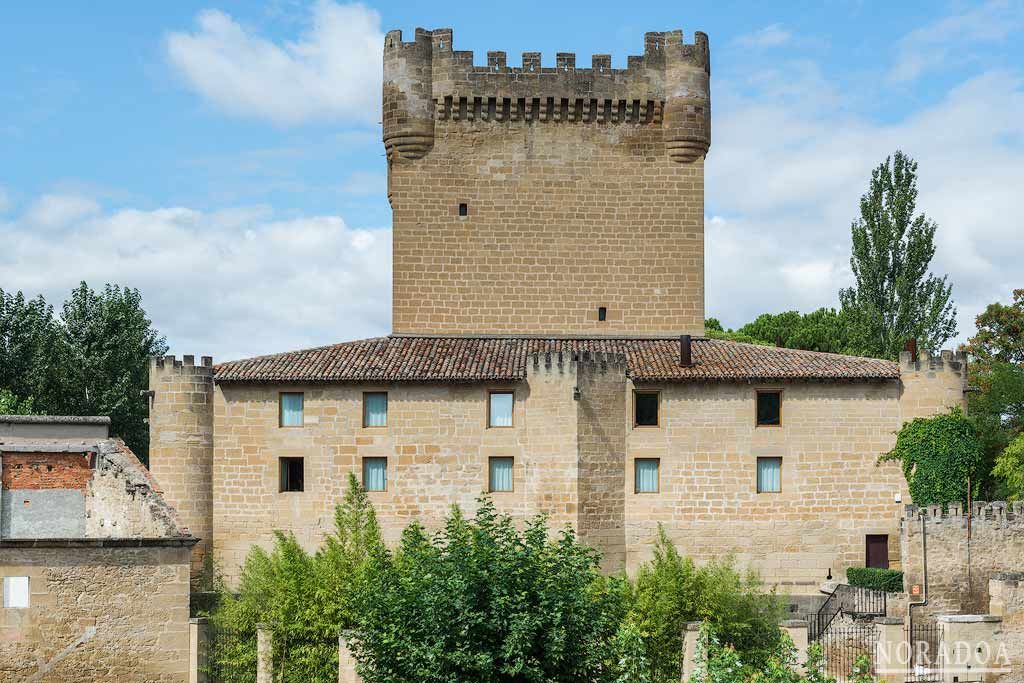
[865,534,889,569]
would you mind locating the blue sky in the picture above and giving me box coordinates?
[2,1,1022,360]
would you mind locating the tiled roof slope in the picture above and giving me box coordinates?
[215,336,900,383]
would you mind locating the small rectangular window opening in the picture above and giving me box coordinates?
[598,307,607,322]
[756,457,782,493]
[458,202,468,217]
[756,390,782,427]
[2,576,30,609]
[363,457,388,492]
[279,457,304,492]
[634,392,659,427]
[279,392,304,428]
[489,457,514,492]
[488,392,514,428]
[363,392,388,428]
[635,458,660,493]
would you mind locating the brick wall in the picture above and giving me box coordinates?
[0,454,92,490]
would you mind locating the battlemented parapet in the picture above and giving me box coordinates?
[901,501,1024,616]
[148,354,215,584]
[383,28,710,163]
[898,349,968,422]
[385,27,711,337]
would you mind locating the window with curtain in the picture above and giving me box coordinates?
[363,392,388,427]
[757,457,782,493]
[635,458,660,493]
[363,457,387,492]
[489,457,514,492]
[489,392,514,428]
[279,392,304,427]
[756,391,782,426]
[3,576,29,609]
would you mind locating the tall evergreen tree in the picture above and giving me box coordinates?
[838,151,957,360]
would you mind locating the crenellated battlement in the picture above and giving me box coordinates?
[899,349,968,377]
[528,350,628,375]
[903,500,1024,526]
[151,354,214,371]
[383,27,711,163]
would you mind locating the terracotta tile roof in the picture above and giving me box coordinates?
[214,336,899,383]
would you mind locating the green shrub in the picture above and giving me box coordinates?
[631,527,784,682]
[846,567,904,593]
[350,497,633,682]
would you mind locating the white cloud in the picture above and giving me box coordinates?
[23,194,100,229]
[166,1,383,125]
[0,187,9,214]
[734,24,792,49]
[706,63,1024,346]
[890,0,1024,82]
[0,198,391,361]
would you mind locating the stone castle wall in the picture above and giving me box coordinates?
[0,545,191,683]
[386,29,709,337]
[901,502,1024,617]
[148,355,214,581]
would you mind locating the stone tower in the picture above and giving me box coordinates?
[384,28,711,337]
[147,354,214,583]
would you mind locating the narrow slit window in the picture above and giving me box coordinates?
[489,457,514,492]
[363,392,388,428]
[363,457,388,492]
[635,459,660,493]
[279,392,304,427]
[756,457,782,493]
[279,457,304,493]
[598,306,607,322]
[488,392,514,428]
[458,202,468,217]
[2,576,30,609]
[634,392,659,427]
[756,391,782,427]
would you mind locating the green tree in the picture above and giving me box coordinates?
[351,497,632,683]
[839,151,957,360]
[0,389,36,415]
[736,309,868,356]
[964,289,1024,366]
[879,408,985,506]
[631,527,783,682]
[993,433,1024,501]
[0,289,61,407]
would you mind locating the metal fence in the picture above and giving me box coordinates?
[808,584,887,641]
[816,621,878,682]
[204,623,257,683]
[273,630,340,683]
[906,620,943,683]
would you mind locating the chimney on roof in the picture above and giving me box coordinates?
[680,334,693,368]
[904,338,919,359]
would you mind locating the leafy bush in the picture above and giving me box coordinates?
[879,407,985,506]
[631,527,784,682]
[846,567,904,593]
[350,497,634,682]
[208,474,381,682]
[993,433,1024,501]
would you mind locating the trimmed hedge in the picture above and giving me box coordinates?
[847,567,904,593]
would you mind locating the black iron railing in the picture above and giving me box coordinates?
[808,584,887,640]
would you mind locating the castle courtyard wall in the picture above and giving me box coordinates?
[212,374,911,592]
[0,544,191,683]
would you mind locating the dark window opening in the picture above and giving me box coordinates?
[866,535,889,569]
[279,457,304,492]
[458,203,468,216]
[634,392,659,427]
[756,391,782,426]
[598,307,607,322]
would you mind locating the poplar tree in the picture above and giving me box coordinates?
[839,151,957,360]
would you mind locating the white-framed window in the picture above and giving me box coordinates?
[488,392,514,428]
[3,576,30,609]
[279,392,304,427]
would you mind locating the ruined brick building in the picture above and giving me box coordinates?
[148,28,968,595]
